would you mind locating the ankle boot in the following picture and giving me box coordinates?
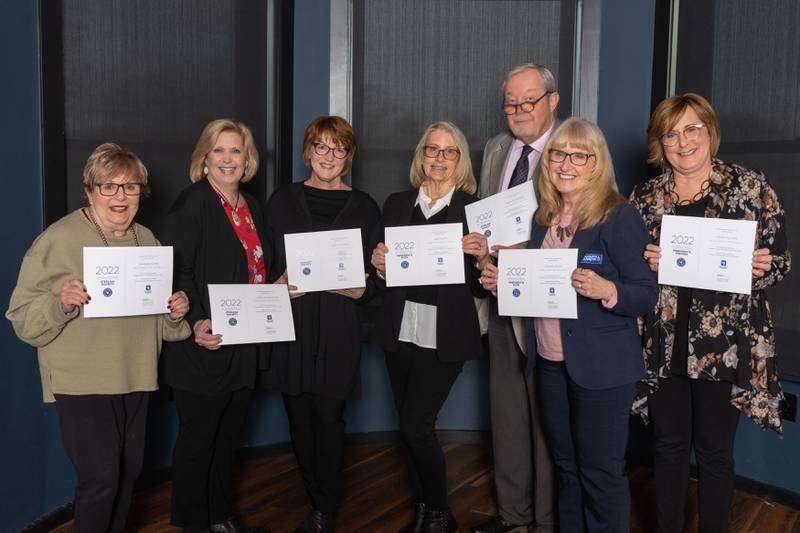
[400,502,426,533]
[209,516,266,533]
[294,508,332,533]
[420,507,457,533]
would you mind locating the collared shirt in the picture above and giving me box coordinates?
[398,184,456,349]
[500,121,555,192]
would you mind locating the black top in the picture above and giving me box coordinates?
[372,189,487,362]
[259,182,381,399]
[160,180,270,394]
[670,195,709,376]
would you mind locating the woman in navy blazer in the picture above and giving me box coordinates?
[482,118,657,532]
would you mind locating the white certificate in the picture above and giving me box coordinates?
[497,248,578,318]
[83,246,173,318]
[465,180,537,248]
[208,284,296,345]
[384,223,465,287]
[658,215,757,295]
[284,228,366,293]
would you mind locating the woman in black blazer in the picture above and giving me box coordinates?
[162,119,267,533]
[260,116,380,533]
[482,118,658,533]
[370,121,487,533]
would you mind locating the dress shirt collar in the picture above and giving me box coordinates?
[415,184,455,219]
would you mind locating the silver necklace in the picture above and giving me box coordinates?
[85,207,139,247]
[210,182,242,226]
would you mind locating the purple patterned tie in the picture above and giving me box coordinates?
[508,144,533,189]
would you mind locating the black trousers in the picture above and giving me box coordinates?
[170,387,253,529]
[385,342,463,511]
[54,392,149,533]
[649,375,740,533]
[283,392,346,514]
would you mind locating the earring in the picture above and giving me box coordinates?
[203,166,209,176]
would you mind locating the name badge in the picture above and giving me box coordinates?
[579,252,603,265]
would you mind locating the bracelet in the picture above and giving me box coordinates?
[376,269,385,281]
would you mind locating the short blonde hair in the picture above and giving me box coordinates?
[190,118,260,183]
[647,93,721,168]
[536,118,624,230]
[302,116,357,177]
[409,121,477,195]
[82,143,150,197]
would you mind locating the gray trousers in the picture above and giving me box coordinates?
[487,298,556,528]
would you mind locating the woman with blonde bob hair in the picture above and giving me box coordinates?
[482,118,658,532]
[370,121,487,532]
[189,118,260,183]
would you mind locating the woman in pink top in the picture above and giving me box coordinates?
[482,118,657,532]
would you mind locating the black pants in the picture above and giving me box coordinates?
[385,342,463,511]
[170,387,253,529]
[54,392,148,533]
[283,392,346,514]
[649,375,740,533]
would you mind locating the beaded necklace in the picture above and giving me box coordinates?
[84,207,140,246]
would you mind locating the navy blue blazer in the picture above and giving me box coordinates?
[527,203,658,390]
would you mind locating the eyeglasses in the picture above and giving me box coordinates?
[503,91,552,115]
[423,146,460,160]
[660,123,706,146]
[549,149,595,166]
[95,182,144,196]
[313,142,349,159]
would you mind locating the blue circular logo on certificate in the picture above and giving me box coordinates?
[302,267,311,275]
[677,258,686,267]
[103,288,112,297]
[484,229,492,237]
[512,288,521,297]
[228,318,238,326]
[401,260,409,269]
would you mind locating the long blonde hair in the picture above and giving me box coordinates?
[536,118,624,229]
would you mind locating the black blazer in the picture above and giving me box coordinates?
[373,188,486,362]
[160,180,269,394]
[527,203,658,389]
[259,182,380,398]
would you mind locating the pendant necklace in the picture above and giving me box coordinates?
[85,207,140,246]
[210,181,242,226]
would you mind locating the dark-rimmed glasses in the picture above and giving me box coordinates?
[503,91,552,116]
[313,142,349,159]
[95,182,144,196]
[423,146,460,160]
[660,123,706,146]
[549,149,595,166]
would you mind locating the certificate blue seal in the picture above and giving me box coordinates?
[512,288,521,298]
[401,260,409,269]
[103,288,113,297]
[302,267,311,275]
[228,318,238,326]
[677,258,686,267]
[484,229,492,237]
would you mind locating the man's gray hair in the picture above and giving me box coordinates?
[501,63,557,94]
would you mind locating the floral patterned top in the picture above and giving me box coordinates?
[215,193,266,284]
[629,159,791,433]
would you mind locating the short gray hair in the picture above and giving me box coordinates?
[501,63,557,94]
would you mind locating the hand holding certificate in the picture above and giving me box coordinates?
[284,228,366,293]
[497,248,578,318]
[208,284,296,345]
[465,180,537,248]
[658,215,756,295]
[384,223,465,287]
[83,246,173,318]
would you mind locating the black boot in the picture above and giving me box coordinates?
[420,508,457,533]
[294,508,332,533]
[209,516,267,533]
[400,502,426,533]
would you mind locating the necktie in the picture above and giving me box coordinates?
[508,144,533,189]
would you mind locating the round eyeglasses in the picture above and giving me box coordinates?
[549,149,595,166]
[95,182,144,196]
[423,146,460,160]
[660,123,706,147]
[503,91,552,116]
[313,142,349,159]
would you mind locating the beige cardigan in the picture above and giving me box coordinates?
[6,209,190,402]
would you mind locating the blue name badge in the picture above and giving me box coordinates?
[579,252,603,265]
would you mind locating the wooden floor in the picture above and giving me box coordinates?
[52,442,800,532]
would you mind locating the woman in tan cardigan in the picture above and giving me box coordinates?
[6,143,190,533]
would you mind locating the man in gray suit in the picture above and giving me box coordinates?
[470,63,559,533]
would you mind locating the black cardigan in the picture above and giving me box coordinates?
[160,180,269,394]
[259,182,381,399]
[372,188,486,362]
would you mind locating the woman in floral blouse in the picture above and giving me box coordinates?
[630,93,791,533]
